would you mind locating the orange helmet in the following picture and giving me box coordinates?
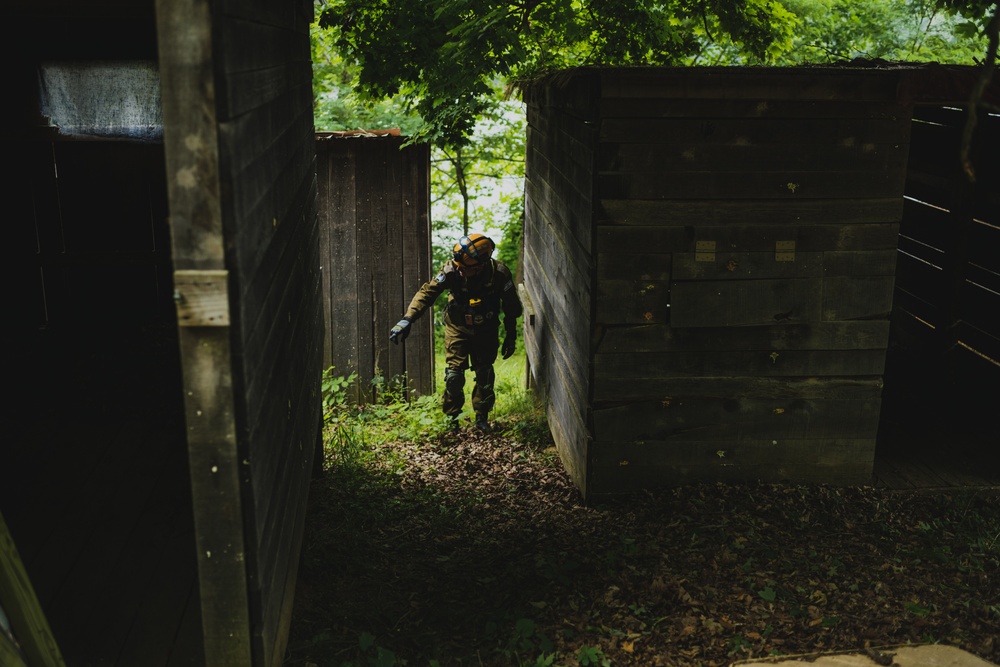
[452,233,495,268]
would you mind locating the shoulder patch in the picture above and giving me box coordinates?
[503,279,514,291]
[434,272,447,284]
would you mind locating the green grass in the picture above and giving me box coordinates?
[320,347,549,470]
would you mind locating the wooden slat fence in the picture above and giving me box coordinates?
[889,104,1000,428]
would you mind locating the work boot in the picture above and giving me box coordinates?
[475,413,491,433]
[447,415,461,432]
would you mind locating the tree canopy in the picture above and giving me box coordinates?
[316,0,997,147]
[775,0,993,64]
[317,0,797,146]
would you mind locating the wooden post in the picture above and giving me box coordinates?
[156,0,253,663]
[0,512,66,667]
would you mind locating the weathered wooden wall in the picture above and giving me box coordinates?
[2,0,322,663]
[316,133,434,402]
[525,67,917,499]
[522,73,599,496]
[158,0,321,665]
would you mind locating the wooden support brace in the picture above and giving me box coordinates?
[0,512,66,667]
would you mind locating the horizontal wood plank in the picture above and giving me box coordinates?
[596,279,670,325]
[523,71,599,120]
[967,218,1000,268]
[671,250,896,281]
[525,149,595,256]
[598,222,900,253]
[899,196,953,250]
[904,171,956,210]
[600,116,911,145]
[955,321,1000,365]
[590,438,877,468]
[821,275,895,321]
[960,276,1000,336]
[597,68,905,102]
[597,198,904,226]
[587,439,875,494]
[592,375,885,403]
[891,287,943,334]
[521,245,590,402]
[599,98,908,120]
[670,278,822,327]
[596,253,672,281]
[594,321,891,354]
[593,349,887,379]
[895,248,947,307]
[598,168,907,200]
[592,396,881,442]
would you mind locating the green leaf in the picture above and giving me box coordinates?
[577,645,610,666]
[373,646,396,667]
[906,602,932,617]
[515,617,536,638]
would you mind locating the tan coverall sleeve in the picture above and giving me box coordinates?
[403,276,447,322]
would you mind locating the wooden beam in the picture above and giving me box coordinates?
[156,0,253,663]
[0,512,66,667]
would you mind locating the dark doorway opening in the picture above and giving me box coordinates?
[874,105,1000,491]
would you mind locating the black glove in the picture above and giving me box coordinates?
[389,318,411,345]
[501,328,516,359]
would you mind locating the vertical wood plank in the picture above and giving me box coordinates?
[156,0,252,662]
[382,139,406,384]
[401,143,434,396]
[327,141,361,402]
[355,142,377,399]
[317,142,335,372]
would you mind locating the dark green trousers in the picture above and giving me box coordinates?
[442,319,499,418]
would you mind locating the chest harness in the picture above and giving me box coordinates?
[447,260,502,327]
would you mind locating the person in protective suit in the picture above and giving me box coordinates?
[389,233,522,432]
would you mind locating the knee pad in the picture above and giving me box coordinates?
[444,367,465,395]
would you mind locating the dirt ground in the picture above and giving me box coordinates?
[285,425,1000,667]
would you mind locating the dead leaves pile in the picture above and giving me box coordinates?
[287,427,1000,667]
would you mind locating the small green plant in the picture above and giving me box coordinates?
[758,586,777,602]
[727,635,752,656]
[495,616,556,666]
[327,419,372,468]
[576,645,611,666]
[352,631,397,667]
[322,367,372,468]
[370,371,409,405]
[322,366,357,420]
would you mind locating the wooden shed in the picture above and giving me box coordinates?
[1,0,322,665]
[520,65,998,500]
[315,132,435,402]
